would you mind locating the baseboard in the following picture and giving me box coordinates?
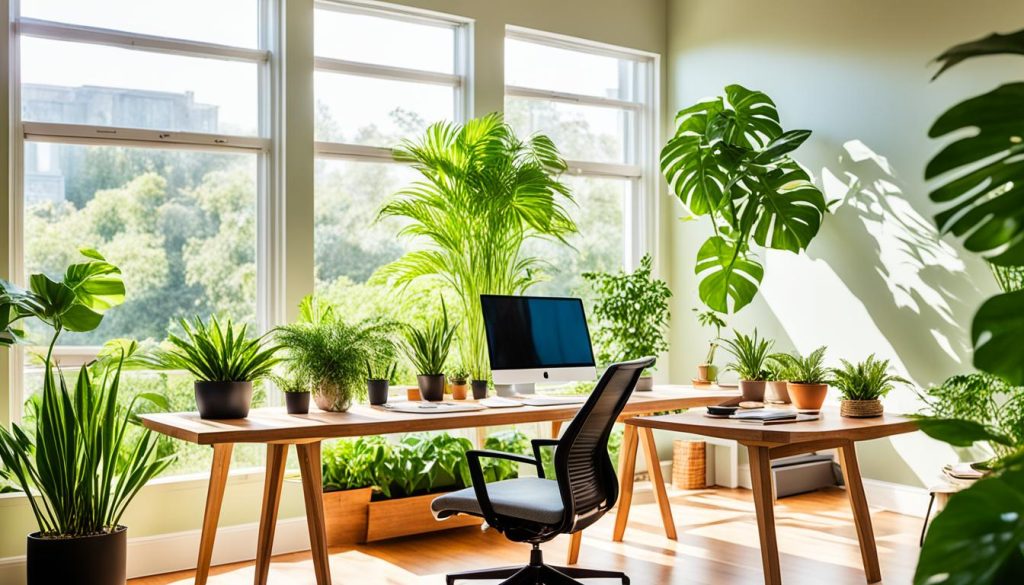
[0,517,311,585]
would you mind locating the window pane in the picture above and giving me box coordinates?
[505,97,631,164]
[315,72,454,146]
[315,7,455,73]
[21,37,259,135]
[21,0,258,48]
[505,37,636,101]
[525,176,627,299]
[23,142,258,345]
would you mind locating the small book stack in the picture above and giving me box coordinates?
[729,410,820,425]
[942,462,986,486]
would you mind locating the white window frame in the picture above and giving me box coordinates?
[504,26,660,271]
[7,0,279,422]
[312,0,473,163]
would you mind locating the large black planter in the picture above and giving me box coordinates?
[28,526,127,585]
[471,380,488,400]
[417,374,445,402]
[285,391,310,414]
[195,381,253,419]
[367,379,390,405]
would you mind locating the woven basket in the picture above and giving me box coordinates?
[672,440,706,489]
[840,399,884,418]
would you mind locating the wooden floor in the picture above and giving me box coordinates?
[130,485,922,585]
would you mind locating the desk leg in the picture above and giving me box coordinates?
[195,443,233,585]
[639,427,677,540]
[747,445,781,585]
[254,444,289,585]
[298,441,332,585]
[611,423,639,542]
[838,442,882,583]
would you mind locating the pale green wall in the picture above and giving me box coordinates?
[665,0,1024,485]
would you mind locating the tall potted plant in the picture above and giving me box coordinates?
[147,316,280,419]
[583,254,672,390]
[402,299,457,402]
[776,347,830,411]
[831,355,909,418]
[694,308,726,383]
[720,329,773,401]
[375,113,577,383]
[0,250,173,585]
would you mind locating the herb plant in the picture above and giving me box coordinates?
[830,355,909,401]
[147,315,281,382]
[402,298,457,376]
[776,347,830,384]
[720,329,773,380]
[448,367,470,384]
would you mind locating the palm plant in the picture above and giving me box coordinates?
[831,355,909,401]
[776,346,830,384]
[375,113,577,380]
[403,299,457,376]
[720,329,773,380]
[146,315,280,382]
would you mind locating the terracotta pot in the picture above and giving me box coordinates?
[450,382,468,400]
[314,380,353,412]
[417,374,445,402]
[788,382,828,410]
[285,391,310,414]
[739,380,766,402]
[841,399,883,418]
[696,364,718,383]
[195,381,252,419]
[28,526,126,585]
[767,380,790,403]
[636,375,654,391]
[406,387,422,401]
[471,380,488,400]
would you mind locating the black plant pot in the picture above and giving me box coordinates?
[367,379,390,405]
[285,391,310,414]
[471,380,488,400]
[195,381,253,419]
[417,374,445,402]
[28,525,127,585]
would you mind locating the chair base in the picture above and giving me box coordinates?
[446,545,628,585]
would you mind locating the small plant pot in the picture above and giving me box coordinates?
[739,380,766,402]
[471,380,488,400]
[406,387,422,401]
[28,526,126,585]
[195,381,253,419]
[841,399,884,418]
[450,382,468,400]
[417,374,445,402]
[636,375,654,391]
[314,380,353,413]
[788,382,828,411]
[696,364,718,383]
[767,380,790,403]
[285,391,311,415]
[367,379,390,406]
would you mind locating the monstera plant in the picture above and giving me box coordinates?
[661,84,828,314]
[913,29,1024,585]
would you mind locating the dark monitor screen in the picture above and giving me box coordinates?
[480,295,596,370]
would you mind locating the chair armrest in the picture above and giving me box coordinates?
[531,439,559,479]
[465,449,540,528]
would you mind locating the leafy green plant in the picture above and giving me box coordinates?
[146,315,280,382]
[719,329,773,380]
[375,113,577,381]
[774,347,829,384]
[694,308,727,365]
[482,430,531,482]
[448,367,469,384]
[764,354,789,382]
[272,372,309,394]
[322,435,391,492]
[402,298,456,376]
[366,360,397,382]
[583,254,671,371]
[661,85,828,314]
[830,355,909,401]
[916,373,1024,460]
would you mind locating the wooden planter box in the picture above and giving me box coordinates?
[323,488,481,546]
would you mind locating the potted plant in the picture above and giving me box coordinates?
[276,296,398,412]
[471,369,489,400]
[583,254,672,390]
[148,315,280,419]
[831,354,909,418]
[448,366,470,400]
[367,360,396,406]
[0,250,173,585]
[765,354,791,403]
[402,298,457,402]
[720,329,774,401]
[776,347,830,411]
[274,373,311,415]
[694,309,726,383]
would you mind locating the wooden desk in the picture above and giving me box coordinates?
[141,386,737,585]
[615,409,917,585]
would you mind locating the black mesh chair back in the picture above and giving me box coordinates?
[553,356,654,533]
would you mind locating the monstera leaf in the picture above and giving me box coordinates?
[750,164,828,252]
[661,134,729,215]
[695,236,764,313]
[707,85,782,149]
[972,290,1024,385]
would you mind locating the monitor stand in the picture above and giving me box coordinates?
[495,383,536,397]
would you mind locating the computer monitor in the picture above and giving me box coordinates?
[480,294,597,386]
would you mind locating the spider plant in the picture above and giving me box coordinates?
[146,315,280,382]
[831,355,909,401]
[402,298,457,376]
[720,329,774,380]
[777,346,830,384]
[374,113,577,380]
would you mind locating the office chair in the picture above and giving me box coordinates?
[431,357,655,585]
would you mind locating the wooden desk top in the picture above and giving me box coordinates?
[628,408,917,446]
[141,385,739,445]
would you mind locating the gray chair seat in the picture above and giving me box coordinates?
[432,477,564,525]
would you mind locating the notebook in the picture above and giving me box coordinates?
[380,401,485,414]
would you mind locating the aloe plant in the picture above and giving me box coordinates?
[402,298,457,376]
[146,315,281,382]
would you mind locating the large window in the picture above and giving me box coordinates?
[313,1,469,309]
[505,28,657,297]
[12,0,271,474]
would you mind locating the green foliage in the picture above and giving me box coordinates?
[366,360,397,382]
[583,254,671,370]
[775,346,829,384]
[830,355,909,401]
[146,315,280,383]
[482,430,531,483]
[375,113,577,380]
[693,308,727,365]
[271,372,309,394]
[401,298,456,376]
[720,329,774,381]
[661,84,828,314]
[764,354,789,382]
[322,435,391,492]
[448,366,470,384]
[916,373,1024,459]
